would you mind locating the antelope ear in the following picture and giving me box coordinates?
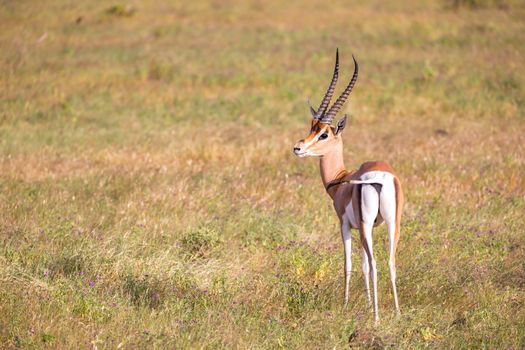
[308,101,317,118]
[335,115,347,135]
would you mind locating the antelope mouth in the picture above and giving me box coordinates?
[294,150,317,158]
[293,148,307,157]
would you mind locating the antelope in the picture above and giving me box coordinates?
[292,50,403,322]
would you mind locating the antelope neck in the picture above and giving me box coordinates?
[320,138,347,198]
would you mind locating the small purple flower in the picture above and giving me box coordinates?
[88,280,95,288]
[151,292,159,301]
[43,270,49,277]
[79,271,85,276]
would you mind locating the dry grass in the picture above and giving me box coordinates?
[1,0,524,348]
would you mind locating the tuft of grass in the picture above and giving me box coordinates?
[123,273,167,308]
[179,226,222,258]
[105,5,136,17]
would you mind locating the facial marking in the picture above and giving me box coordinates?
[305,121,328,142]
[294,119,336,157]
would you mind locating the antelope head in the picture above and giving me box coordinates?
[293,49,358,157]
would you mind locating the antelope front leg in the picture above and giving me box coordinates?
[341,217,352,307]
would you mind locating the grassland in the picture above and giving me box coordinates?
[1,0,524,348]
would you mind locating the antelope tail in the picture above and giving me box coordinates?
[350,179,384,185]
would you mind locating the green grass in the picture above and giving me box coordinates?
[1,0,524,348]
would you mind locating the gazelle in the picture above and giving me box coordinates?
[292,50,404,322]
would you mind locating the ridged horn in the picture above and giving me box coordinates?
[312,49,339,119]
[321,54,358,124]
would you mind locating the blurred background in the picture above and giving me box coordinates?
[1,0,524,348]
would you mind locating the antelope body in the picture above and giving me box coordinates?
[293,50,404,322]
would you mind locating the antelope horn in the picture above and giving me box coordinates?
[312,48,339,119]
[321,54,358,124]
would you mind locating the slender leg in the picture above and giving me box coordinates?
[341,217,352,307]
[380,180,401,314]
[386,221,399,313]
[361,184,380,323]
[389,249,399,313]
[361,247,371,306]
[363,221,378,323]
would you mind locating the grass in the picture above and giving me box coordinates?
[1,0,524,348]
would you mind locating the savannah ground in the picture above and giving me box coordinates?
[1,0,524,348]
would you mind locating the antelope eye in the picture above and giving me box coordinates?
[318,133,328,140]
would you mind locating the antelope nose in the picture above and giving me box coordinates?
[293,147,302,155]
